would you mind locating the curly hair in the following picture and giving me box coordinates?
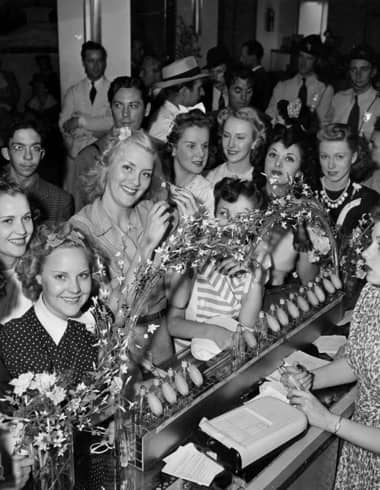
[0,178,28,198]
[255,123,320,191]
[163,109,213,182]
[317,123,376,182]
[214,177,266,212]
[16,223,109,302]
[219,106,269,170]
[81,128,157,203]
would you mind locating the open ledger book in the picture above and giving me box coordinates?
[199,396,307,468]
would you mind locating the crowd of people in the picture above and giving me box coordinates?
[0,33,380,489]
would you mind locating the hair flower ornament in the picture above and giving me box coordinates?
[287,98,302,119]
[117,126,132,142]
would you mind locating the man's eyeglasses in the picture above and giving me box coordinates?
[10,143,43,154]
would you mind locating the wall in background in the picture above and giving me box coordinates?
[57,0,131,98]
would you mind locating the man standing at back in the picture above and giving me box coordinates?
[266,35,333,125]
[59,41,113,194]
[240,40,270,111]
[327,45,380,140]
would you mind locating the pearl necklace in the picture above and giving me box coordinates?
[320,179,351,209]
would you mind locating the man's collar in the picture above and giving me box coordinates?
[251,65,263,72]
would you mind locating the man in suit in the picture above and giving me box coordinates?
[203,45,230,113]
[240,40,270,111]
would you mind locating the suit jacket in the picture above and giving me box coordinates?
[251,66,271,112]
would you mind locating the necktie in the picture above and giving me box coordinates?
[347,95,360,133]
[89,82,97,105]
[298,77,307,106]
[218,91,226,110]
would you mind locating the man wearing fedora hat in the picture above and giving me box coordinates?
[148,56,208,143]
[327,45,380,140]
[203,45,230,112]
[266,34,333,125]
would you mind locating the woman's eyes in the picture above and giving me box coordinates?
[54,274,66,280]
[142,172,152,179]
[285,156,295,163]
[336,154,345,160]
[267,151,277,159]
[319,153,328,160]
[23,215,32,222]
[79,272,90,279]
[122,165,133,173]
[1,218,13,224]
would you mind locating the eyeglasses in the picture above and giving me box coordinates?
[10,143,43,154]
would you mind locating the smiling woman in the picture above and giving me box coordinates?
[0,179,34,323]
[71,129,175,365]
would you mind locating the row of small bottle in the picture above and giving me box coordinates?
[238,270,343,350]
[140,361,204,418]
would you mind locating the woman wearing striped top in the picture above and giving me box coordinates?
[168,178,268,352]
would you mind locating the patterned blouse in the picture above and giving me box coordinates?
[0,307,97,387]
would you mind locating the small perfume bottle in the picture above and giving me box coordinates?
[174,367,190,396]
[256,310,269,340]
[242,324,258,350]
[297,287,311,313]
[306,281,319,307]
[147,379,164,417]
[232,323,246,368]
[329,271,343,290]
[287,293,300,320]
[314,277,326,303]
[266,307,281,333]
[161,368,177,405]
[321,271,336,295]
[186,362,203,387]
[277,299,290,327]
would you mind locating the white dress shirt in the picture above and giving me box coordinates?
[327,86,380,140]
[266,73,334,124]
[59,77,113,158]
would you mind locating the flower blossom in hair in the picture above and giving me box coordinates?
[117,126,132,142]
[45,225,87,250]
[288,99,302,119]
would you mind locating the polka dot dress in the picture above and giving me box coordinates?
[0,307,110,490]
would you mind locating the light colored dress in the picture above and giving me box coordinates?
[334,283,380,489]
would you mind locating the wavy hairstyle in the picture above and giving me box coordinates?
[81,128,157,203]
[219,106,269,170]
[16,222,109,302]
[255,123,320,191]
[163,109,214,182]
[214,176,266,212]
[317,123,376,182]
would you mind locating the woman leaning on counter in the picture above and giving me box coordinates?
[285,204,380,489]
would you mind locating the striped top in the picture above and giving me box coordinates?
[186,262,251,322]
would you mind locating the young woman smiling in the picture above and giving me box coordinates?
[317,123,379,236]
[71,129,193,365]
[207,106,267,185]
[0,180,34,323]
[165,109,214,215]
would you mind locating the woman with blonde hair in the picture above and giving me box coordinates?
[71,128,193,365]
[206,106,268,185]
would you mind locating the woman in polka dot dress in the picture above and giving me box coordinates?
[285,204,380,489]
[0,223,110,489]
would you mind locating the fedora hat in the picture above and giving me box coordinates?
[154,56,208,89]
[298,34,323,58]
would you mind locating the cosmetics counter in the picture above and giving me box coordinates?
[122,273,350,489]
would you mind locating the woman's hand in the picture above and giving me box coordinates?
[140,201,172,257]
[287,389,337,432]
[12,452,33,489]
[280,364,314,391]
[208,325,234,351]
[169,186,199,218]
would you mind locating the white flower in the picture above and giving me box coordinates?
[110,376,123,395]
[30,373,57,394]
[46,386,66,406]
[307,226,331,255]
[147,323,159,334]
[10,372,34,396]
